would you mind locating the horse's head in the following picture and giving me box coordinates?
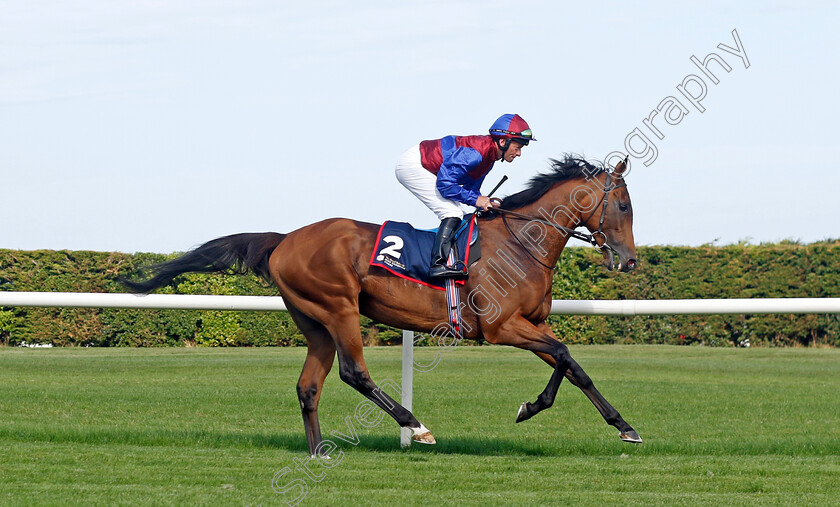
[581,158,638,272]
[497,154,638,273]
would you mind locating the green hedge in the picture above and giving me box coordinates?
[0,250,301,347]
[1,241,838,347]
[549,241,840,347]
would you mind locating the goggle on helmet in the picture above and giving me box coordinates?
[489,114,537,145]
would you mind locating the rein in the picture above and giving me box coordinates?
[488,173,627,270]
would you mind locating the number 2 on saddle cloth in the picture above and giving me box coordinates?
[369,214,481,337]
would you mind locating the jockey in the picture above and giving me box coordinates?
[395,114,536,279]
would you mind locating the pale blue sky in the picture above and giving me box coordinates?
[1,1,837,253]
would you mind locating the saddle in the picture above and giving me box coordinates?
[369,215,481,290]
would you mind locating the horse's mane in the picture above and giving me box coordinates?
[499,154,605,210]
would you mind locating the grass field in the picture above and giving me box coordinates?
[1,345,838,506]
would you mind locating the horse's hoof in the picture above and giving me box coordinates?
[410,423,436,445]
[619,430,643,443]
[515,402,531,423]
[412,431,436,445]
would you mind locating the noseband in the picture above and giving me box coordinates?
[490,171,627,270]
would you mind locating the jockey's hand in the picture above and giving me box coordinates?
[475,196,498,211]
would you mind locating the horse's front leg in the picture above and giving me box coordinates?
[514,356,568,423]
[483,317,574,423]
[566,356,642,443]
[487,318,642,443]
[533,346,642,443]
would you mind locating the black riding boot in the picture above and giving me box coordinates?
[429,217,468,279]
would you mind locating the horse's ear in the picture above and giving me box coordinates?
[612,155,630,178]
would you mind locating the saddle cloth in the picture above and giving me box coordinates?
[369,215,480,290]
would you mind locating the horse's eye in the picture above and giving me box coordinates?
[618,203,629,213]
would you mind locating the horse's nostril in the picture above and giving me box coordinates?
[627,259,637,270]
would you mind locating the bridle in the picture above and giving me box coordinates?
[489,171,627,270]
[579,171,627,251]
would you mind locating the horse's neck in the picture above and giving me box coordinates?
[510,183,582,266]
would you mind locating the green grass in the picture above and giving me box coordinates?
[1,345,838,506]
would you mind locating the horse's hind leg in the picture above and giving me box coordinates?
[327,313,435,444]
[287,305,337,456]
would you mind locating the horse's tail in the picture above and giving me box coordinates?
[121,232,287,294]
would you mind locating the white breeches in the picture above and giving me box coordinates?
[395,144,466,220]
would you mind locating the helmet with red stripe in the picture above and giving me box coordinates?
[489,114,536,145]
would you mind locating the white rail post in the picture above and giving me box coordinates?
[400,329,414,448]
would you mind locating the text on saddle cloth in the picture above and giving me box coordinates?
[369,215,481,291]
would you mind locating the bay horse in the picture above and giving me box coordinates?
[123,155,642,455]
